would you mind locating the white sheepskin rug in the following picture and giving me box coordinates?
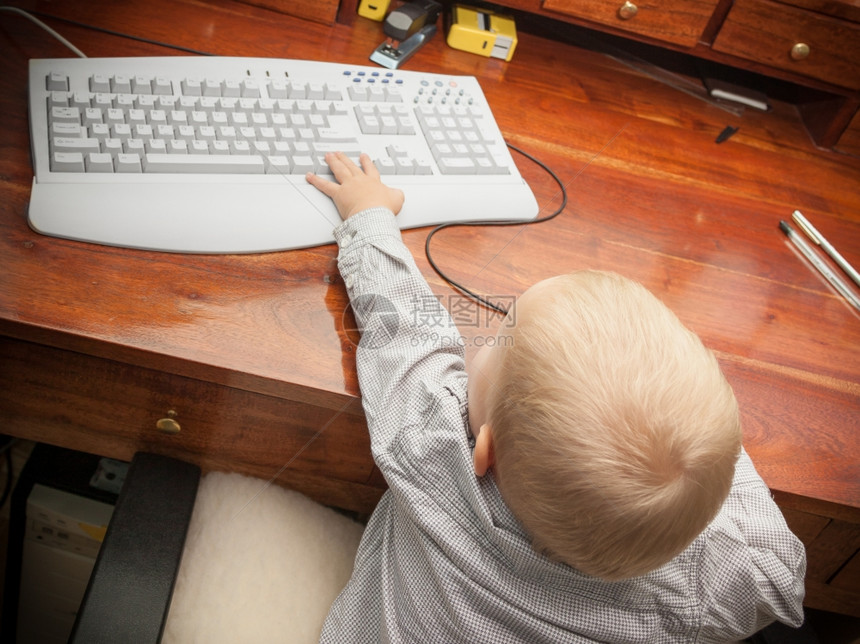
[162,471,365,644]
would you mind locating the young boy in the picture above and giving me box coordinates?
[306,152,806,643]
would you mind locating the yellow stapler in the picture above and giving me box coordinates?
[357,0,392,22]
[446,4,518,62]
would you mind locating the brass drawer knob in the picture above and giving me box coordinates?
[156,410,181,434]
[790,42,810,60]
[618,1,638,19]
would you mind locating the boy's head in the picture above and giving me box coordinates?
[467,270,742,580]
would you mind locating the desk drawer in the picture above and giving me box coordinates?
[542,0,719,47]
[0,337,384,513]
[712,0,860,90]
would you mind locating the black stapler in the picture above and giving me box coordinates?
[370,0,443,69]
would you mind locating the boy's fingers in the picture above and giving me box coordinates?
[359,153,379,179]
[323,152,346,181]
[305,172,337,196]
[327,151,362,182]
[327,151,377,179]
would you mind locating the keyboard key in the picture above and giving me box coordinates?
[115,94,135,110]
[128,109,147,126]
[385,87,404,102]
[196,125,217,141]
[230,140,251,155]
[396,117,415,135]
[311,142,362,155]
[182,78,203,95]
[112,123,132,140]
[148,109,168,126]
[375,157,396,175]
[153,77,173,95]
[48,91,69,108]
[202,79,221,96]
[348,85,368,101]
[51,152,86,172]
[103,138,123,155]
[47,72,69,91]
[147,139,168,154]
[143,153,265,173]
[357,114,380,134]
[142,96,164,111]
[230,112,249,127]
[51,107,81,124]
[437,157,476,174]
[116,153,143,173]
[169,110,188,125]
[52,137,100,154]
[222,79,241,97]
[189,140,209,154]
[265,155,291,174]
[258,127,277,142]
[386,144,408,158]
[178,96,198,110]
[51,122,84,137]
[316,127,359,143]
[83,108,104,126]
[291,155,315,174]
[132,75,152,94]
[394,157,414,174]
[380,115,397,134]
[476,157,507,174]
[86,153,115,172]
[71,92,91,109]
[89,74,110,92]
[111,74,132,93]
[288,82,308,99]
[105,109,125,125]
[268,81,288,98]
[91,123,110,140]
[413,158,433,175]
[167,140,189,154]
[125,139,146,155]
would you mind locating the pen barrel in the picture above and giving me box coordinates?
[792,210,860,288]
[781,221,860,312]
[821,239,860,288]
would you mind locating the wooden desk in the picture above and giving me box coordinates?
[1,0,858,616]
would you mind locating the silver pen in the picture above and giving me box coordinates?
[779,220,860,312]
[792,210,860,288]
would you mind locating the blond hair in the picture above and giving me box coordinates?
[490,271,741,580]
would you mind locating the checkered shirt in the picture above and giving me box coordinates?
[318,209,806,644]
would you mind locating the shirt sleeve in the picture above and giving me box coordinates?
[697,448,807,640]
[334,207,467,462]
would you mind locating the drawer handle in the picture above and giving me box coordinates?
[790,42,810,60]
[618,1,638,19]
[156,410,181,434]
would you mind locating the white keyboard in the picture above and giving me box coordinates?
[27,56,538,253]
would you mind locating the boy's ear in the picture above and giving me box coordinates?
[473,424,495,477]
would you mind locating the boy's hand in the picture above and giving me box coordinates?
[306,151,405,220]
